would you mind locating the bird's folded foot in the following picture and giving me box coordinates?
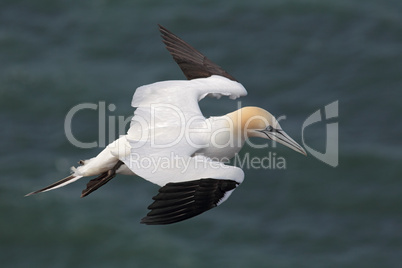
[81,161,124,198]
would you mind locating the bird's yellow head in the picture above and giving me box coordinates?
[228,106,307,155]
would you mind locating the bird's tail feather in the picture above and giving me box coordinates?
[25,175,83,197]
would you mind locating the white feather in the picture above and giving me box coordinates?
[119,75,247,187]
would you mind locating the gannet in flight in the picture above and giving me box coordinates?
[26,25,306,225]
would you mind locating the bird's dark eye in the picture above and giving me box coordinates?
[266,125,274,132]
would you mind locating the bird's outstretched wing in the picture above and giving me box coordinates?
[159,24,238,81]
[142,178,239,225]
[118,147,244,225]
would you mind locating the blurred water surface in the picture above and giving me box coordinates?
[1,0,401,267]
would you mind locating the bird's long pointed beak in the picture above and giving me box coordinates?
[263,129,307,156]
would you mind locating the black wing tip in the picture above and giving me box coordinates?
[141,179,240,225]
[157,24,238,82]
[140,217,173,225]
[158,24,175,41]
[158,24,175,36]
[158,24,167,33]
[140,211,200,225]
[140,217,153,225]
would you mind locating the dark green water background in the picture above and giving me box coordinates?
[1,1,401,267]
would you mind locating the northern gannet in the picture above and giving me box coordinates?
[26,25,306,225]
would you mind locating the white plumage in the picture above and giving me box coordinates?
[120,75,247,186]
